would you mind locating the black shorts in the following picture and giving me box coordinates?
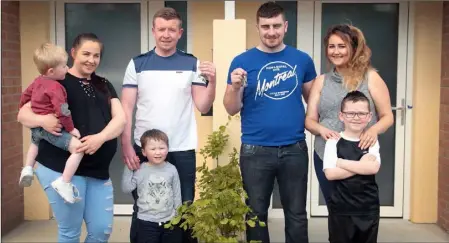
[328,213,379,243]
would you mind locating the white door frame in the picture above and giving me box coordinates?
[307,1,409,218]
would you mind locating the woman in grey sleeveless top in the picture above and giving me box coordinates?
[305,24,394,203]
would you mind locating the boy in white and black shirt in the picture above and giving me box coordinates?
[323,91,381,243]
[122,129,181,243]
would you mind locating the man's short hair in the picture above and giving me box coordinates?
[33,43,68,75]
[341,91,371,112]
[256,1,285,23]
[153,7,182,28]
[140,129,169,149]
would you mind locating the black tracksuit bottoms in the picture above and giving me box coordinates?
[328,213,379,243]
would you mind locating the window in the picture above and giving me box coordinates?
[164,1,188,52]
[278,1,297,48]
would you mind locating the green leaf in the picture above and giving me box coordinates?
[247,220,255,227]
[259,221,266,227]
[246,220,256,228]
[230,219,237,226]
[220,218,229,224]
[171,216,181,225]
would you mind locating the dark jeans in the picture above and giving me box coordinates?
[313,151,331,204]
[130,144,197,243]
[136,218,182,243]
[240,141,309,243]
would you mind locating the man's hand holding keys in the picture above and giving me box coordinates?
[230,68,247,91]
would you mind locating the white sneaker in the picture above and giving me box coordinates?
[51,177,80,204]
[19,166,34,187]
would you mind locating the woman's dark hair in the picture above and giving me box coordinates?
[72,33,111,102]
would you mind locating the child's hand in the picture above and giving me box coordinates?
[70,128,81,139]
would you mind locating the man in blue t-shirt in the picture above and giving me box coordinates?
[223,2,316,243]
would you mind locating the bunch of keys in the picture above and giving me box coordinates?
[242,74,248,87]
[199,73,208,83]
[198,70,209,84]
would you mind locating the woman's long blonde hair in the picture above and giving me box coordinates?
[324,24,372,91]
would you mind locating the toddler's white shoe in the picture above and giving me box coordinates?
[51,177,80,204]
[19,166,34,187]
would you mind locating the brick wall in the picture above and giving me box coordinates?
[1,1,24,235]
[439,1,449,233]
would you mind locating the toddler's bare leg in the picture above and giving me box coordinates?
[61,137,84,183]
[24,143,38,167]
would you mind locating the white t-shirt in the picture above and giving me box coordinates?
[122,49,207,151]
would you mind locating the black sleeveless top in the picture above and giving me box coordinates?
[36,72,119,180]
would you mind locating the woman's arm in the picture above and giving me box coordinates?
[305,75,340,139]
[367,70,394,134]
[17,102,62,135]
[359,70,394,149]
[305,74,324,136]
[99,98,126,141]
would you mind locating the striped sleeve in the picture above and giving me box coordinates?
[192,59,209,87]
[122,59,137,88]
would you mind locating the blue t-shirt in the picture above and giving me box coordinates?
[227,46,317,146]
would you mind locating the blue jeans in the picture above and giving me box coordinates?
[240,141,309,243]
[35,162,114,242]
[130,144,197,243]
[313,151,331,204]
